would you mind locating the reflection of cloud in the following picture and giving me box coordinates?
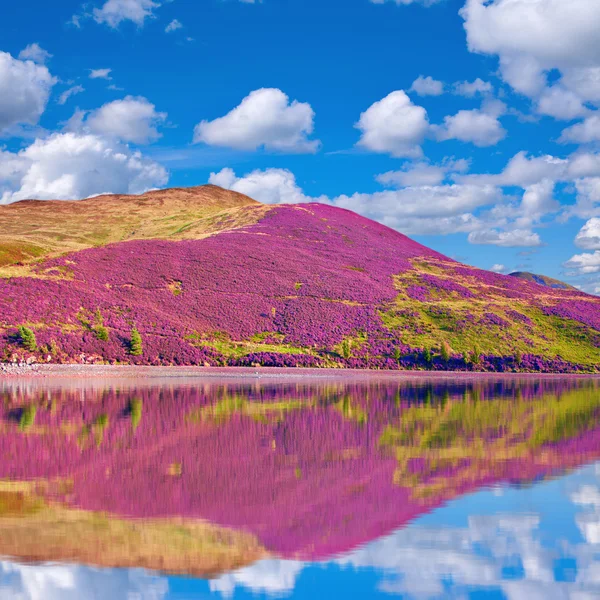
[0,562,168,600]
[210,468,600,599]
[210,560,304,598]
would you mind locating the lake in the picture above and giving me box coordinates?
[0,374,599,598]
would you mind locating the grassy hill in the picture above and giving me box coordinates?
[1,185,599,372]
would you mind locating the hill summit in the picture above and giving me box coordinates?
[1,185,599,372]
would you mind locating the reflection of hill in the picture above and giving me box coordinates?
[0,377,598,571]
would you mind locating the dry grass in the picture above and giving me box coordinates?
[0,185,269,271]
[0,484,267,576]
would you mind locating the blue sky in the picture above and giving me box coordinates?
[1,0,600,293]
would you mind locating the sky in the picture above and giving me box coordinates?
[1,0,600,293]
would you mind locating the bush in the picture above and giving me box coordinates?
[18,326,37,352]
[341,339,351,360]
[130,327,143,356]
[423,347,433,365]
[469,347,481,365]
[95,325,109,341]
[440,341,451,363]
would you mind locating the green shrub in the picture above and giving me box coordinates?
[95,325,109,341]
[18,326,37,352]
[469,347,481,365]
[440,341,451,363]
[393,346,402,362]
[130,327,143,356]
[423,347,433,366]
[341,339,351,360]
[515,349,523,365]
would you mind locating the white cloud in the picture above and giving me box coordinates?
[468,229,542,247]
[165,19,182,33]
[562,67,600,104]
[438,109,506,147]
[575,218,600,250]
[454,78,492,97]
[461,0,600,92]
[0,132,168,204]
[536,85,590,120]
[93,0,160,28]
[461,0,600,118]
[210,166,502,236]
[564,250,600,274]
[83,96,166,144]
[58,85,85,106]
[409,75,444,96]
[194,88,319,153]
[376,158,469,187]
[209,167,316,205]
[490,264,506,273]
[18,43,52,65]
[89,69,112,80]
[561,115,600,144]
[210,560,304,597]
[0,560,168,600]
[0,52,55,135]
[355,90,429,158]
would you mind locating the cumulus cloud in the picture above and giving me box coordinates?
[18,43,52,65]
[409,75,444,96]
[194,88,319,153]
[468,229,542,247]
[92,0,160,28]
[58,85,85,106]
[560,115,600,144]
[461,0,600,117]
[0,52,55,135]
[0,560,168,600]
[575,218,600,250]
[437,108,506,147]
[564,250,600,274]
[490,264,506,273]
[89,68,112,80]
[536,85,590,120]
[355,91,429,158]
[376,158,469,187]
[210,166,502,236]
[82,96,167,144]
[453,78,492,97]
[0,132,167,204]
[165,19,182,33]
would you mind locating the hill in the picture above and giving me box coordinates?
[0,185,599,372]
[509,271,574,290]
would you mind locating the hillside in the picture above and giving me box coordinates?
[1,185,599,372]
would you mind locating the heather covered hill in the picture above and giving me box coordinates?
[1,185,600,371]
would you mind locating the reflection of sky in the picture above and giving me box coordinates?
[5,463,600,599]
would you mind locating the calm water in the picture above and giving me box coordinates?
[0,375,600,599]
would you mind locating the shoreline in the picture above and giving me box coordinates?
[1,363,599,381]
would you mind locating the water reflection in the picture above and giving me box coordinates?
[0,375,599,598]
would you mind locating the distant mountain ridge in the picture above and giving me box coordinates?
[0,185,599,372]
[509,271,574,290]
